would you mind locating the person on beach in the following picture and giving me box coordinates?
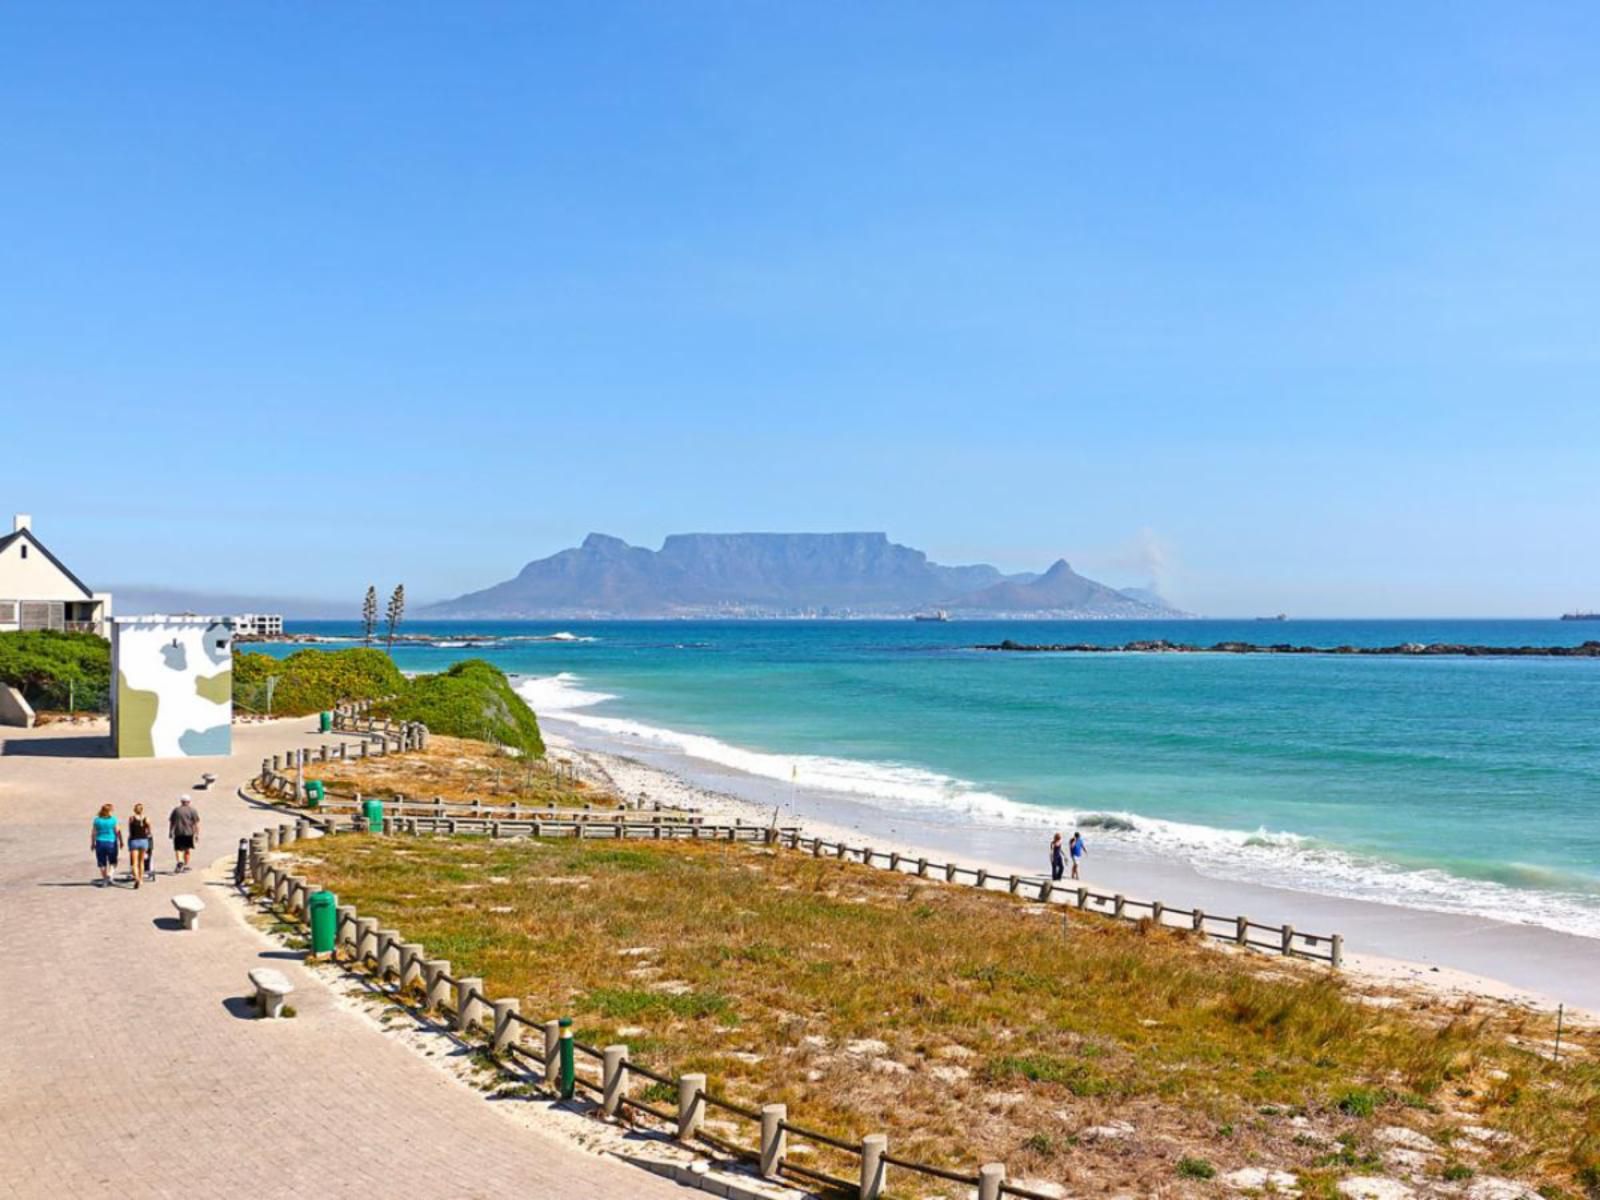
[1068,830,1086,880]
[127,804,152,889]
[1050,833,1066,881]
[91,803,121,887]
[169,795,200,873]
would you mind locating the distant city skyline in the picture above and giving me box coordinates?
[4,3,1597,617]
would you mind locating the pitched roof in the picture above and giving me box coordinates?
[0,528,96,600]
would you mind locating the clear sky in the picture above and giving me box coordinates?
[3,2,1597,616]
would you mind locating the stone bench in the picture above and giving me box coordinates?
[248,967,295,1018]
[171,894,205,931]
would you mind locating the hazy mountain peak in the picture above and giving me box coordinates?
[427,532,1187,619]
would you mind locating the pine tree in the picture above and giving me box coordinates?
[362,586,378,647]
[385,584,406,653]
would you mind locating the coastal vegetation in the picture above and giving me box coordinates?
[0,630,111,710]
[282,732,587,808]
[235,649,542,756]
[292,835,1598,1197]
[234,647,405,716]
[378,659,543,757]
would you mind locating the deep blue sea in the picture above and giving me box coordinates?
[262,619,1600,938]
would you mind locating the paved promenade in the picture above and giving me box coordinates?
[0,717,685,1199]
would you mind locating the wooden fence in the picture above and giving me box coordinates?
[247,819,1054,1200]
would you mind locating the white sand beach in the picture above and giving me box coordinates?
[543,717,1600,1019]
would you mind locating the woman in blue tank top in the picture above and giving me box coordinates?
[91,803,121,887]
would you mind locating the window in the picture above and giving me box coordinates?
[19,545,26,559]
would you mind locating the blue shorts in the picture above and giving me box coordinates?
[95,842,119,868]
[129,838,151,852]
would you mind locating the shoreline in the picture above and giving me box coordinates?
[544,716,1600,1018]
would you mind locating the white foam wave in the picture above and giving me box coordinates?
[515,672,1600,940]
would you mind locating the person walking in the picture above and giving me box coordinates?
[169,795,200,873]
[91,803,122,887]
[1068,830,1086,880]
[127,804,153,889]
[1050,832,1066,882]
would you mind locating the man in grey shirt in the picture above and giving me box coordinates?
[169,795,201,873]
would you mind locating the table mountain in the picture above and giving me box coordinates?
[426,532,1184,618]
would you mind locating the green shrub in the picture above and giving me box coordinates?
[382,658,544,757]
[1177,1157,1216,1180]
[1337,1087,1381,1117]
[0,630,111,709]
[234,648,405,716]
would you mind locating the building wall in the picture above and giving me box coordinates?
[0,534,89,601]
[110,617,234,758]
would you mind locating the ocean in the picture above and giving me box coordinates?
[265,619,1600,941]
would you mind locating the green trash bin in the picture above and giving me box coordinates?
[319,710,332,733]
[304,779,325,807]
[309,890,338,957]
[363,796,384,832]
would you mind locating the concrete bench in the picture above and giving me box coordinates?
[171,894,205,931]
[248,967,295,1018]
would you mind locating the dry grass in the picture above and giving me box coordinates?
[304,735,619,810]
[293,835,1600,1197]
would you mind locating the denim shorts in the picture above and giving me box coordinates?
[95,842,119,868]
[129,838,151,851]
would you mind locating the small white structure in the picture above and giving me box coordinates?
[110,615,235,758]
[0,514,113,638]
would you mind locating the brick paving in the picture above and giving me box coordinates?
[0,717,686,1199]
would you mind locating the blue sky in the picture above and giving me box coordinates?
[3,2,1597,616]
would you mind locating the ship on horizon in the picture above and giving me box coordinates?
[913,609,950,622]
[1561,611,1600,621]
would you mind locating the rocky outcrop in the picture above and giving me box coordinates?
[979,639,1600,657]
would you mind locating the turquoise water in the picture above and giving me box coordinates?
[271,620,1600,936]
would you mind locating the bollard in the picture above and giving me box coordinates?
[559,1017,575,1099]
[289,877,308,916]
[676,1073,706,1141]
[1281,924,1294,955]
[354,917,378,964]
[1193,908,1206,933]
[295,818,309,841]
[916,857,928,878]
[492,1000,521,1054]
[1113,894,1126,919]
[335,905,356,952]
[424,960,453,1011]
[377,930,402,978]
[602,1044,629,1118]
[274,871,291,908]
[759,1103,787,1180]
[543,1019,562,1083]
[234,839,249,887]
[1237,916,1250,945]
[944,862,957,882]
[836,842,847,860]
[279,822,294,846]
[1331,933,1344,968]
[978,1163,1006,1200]
[1151,901,1164,925]
[1076,886,1088,909]
[456,977,485,1032]
[398,942,424,988]
[975,869,988,889]
[860,1133,888,1200]
[1038,880,1052,902]
[266,825,280,849]
[888,852,900,872]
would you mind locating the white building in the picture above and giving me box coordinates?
[0,514,113,638]
[234,613,284,638]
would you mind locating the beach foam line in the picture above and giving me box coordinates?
[515,671,1600,941]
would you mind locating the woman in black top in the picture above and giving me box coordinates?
[127,804,153,889]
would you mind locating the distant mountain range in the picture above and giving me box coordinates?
[425,532,1186,619]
